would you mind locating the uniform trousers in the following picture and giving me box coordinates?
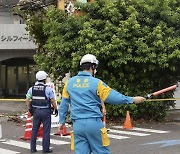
[31,108,51,152]
[73,117,110,154]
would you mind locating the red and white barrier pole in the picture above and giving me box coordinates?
[103,115,106,127]
[147,84,178,98]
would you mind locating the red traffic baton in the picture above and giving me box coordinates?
[147,84,178,98]
[103,115,106,127]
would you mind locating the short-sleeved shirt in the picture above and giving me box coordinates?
[26,82,55,102]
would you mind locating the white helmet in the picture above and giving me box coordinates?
[36,71,48,81]
[80,54,99,66]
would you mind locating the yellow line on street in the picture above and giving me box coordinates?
[146,98,180,102]
[0,98,180,102]
[0,99,26,102]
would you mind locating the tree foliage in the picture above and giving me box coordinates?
[15,0,180,121]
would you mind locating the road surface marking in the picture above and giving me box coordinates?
[109,129,150,136]
[143,140,180,147]
[2,140,43,150]
[108,134,130,140]
[51,133,71,139]
[37,138,70,145]
[111,126,170,133]
[0,148,20,154]
[51,132,129,140]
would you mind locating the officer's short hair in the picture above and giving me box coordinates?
[81,62,93,71]
[37,79,46,82]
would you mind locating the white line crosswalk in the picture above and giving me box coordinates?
[108,129,151,136]
[1,139,43,150]
[111,126,170,134]
[0,148,20,154]
[108,134,130,140]
[0,126,170,153]
[37,138,70,145]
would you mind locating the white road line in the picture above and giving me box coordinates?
[109,129,150,136]
[108,134,130,140]
[0,148,20,154]
[50,133,71,139]
[2,140,43,150]
[51,133,129,140]
[37,138,70,145]
[111,126,170,133]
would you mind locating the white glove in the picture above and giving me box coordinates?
[133,96,146,104]
[58,123,64,133]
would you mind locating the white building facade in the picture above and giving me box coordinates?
[0,0,37,98]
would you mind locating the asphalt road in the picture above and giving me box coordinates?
[1,119,180,154]
[0,101,180,154]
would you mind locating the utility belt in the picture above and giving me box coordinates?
[31,99,50,107]
[29,105,50,116]
[32,106,50,109]
[31,105,55,116]
[72,117,101,123]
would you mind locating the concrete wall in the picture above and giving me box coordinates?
[0,49,35,62]
[0,12,23,24]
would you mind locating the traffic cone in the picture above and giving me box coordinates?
[20,112,32,140]
[54,129,62,136]
[37,123,43,138]
[54,131,61,136]
[54,124,62,136]
[54,124,70,136]
[62,125,70,136]
[123,111,133,129]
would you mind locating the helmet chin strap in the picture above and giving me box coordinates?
[92,65,97,77]
[93,69,97,77]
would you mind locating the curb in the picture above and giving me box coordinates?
[166,109,180,122]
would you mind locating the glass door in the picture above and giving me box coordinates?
[7,66,17,95]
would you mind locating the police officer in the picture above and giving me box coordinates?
[58,54,146,154]
[26,71,58,153]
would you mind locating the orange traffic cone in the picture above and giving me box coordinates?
[54,129,62,136]
[54,125,70,136]
[20,112,32,140]
[37,123,43,138]
[54,124,62,136]
[62,125,70,136]
[123,111,133,129]
[54,130,61,136]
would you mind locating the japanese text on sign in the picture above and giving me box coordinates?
[1,34,34,42]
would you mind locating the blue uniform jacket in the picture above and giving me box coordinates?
[59,71,133,124]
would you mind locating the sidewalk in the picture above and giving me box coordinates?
[174,82,180,109]
[0,98,180,123]
[166,82,180,122]
[0,100,26,114]
[166,109,180,122]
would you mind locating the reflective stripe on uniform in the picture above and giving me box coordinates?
[62,81,70,99]
[97,81,111,101]
[26,93,32,99]
[32,96,46,100]
[31,105,49,108]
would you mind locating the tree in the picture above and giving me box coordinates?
[15,0,180,121]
